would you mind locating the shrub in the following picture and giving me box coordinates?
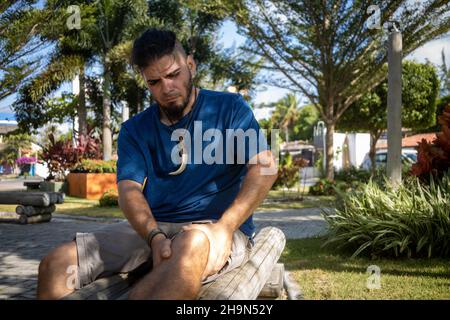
[323,175,450,258]
[412,103,450,181]
[334,166,371,183]
[309,179,336,195]
[41,129,102,181]
[16,156,37,165]
[99,189,119,207]
[71,159,117,173]
[309,167,373,196]
[273,153,308,190]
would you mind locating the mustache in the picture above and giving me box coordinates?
[163,92,180,100]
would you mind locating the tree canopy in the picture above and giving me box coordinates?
[196,0,450,179]
[337,60,440,172]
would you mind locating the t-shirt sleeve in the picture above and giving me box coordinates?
[116,124,147,185]
[230,95,269,164]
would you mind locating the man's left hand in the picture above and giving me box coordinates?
[181,222,233,280]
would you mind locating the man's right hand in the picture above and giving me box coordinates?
[150,233,172,267]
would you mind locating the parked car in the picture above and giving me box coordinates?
[360,148,417,170]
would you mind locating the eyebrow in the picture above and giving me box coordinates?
[147,68,181,83]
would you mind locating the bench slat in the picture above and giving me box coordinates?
[63,274,129,300]
[198,227,286,300]
[257,263,285,299]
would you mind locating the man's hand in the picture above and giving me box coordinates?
[181,222,233,280]
[150,233,172,267]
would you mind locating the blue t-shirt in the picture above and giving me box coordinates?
[116,89,268,237]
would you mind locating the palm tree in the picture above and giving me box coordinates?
[271,93,300,143]
[14,0,152,160]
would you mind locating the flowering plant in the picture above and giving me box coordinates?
[16,156,37,165]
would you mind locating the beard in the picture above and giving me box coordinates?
[158,71,194,122]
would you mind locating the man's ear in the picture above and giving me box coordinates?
[186,55,197,76]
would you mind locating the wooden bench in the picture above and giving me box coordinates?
[64,227,288,300]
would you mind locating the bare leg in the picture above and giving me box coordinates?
[128,229,210,300]
[37,241,78,300]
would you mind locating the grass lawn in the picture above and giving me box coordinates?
[257,189,335,211]
[281,237,450,299]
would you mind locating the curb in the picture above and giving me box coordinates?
[53,213,125,224]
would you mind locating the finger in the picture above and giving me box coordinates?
[161,239,172,258]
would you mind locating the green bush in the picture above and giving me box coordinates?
[309,167,372,196]
[323,175,450,258]
[99,189,119,207]
[334,166,371,183]
[71,159,117,173]
[309,179,336,195]
[273,153,308,190]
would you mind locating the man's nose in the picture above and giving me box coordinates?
[160,78,174,95]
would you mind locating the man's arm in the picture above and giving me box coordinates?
[218,150,278,232]
[118,180,171,265]
[183,150,278,278]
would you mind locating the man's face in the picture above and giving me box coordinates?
[141,52,196,120]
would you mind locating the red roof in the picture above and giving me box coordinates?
[376,133,437,149]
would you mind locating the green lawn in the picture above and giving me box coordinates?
[259,190,335,210]
[281,237,450,299]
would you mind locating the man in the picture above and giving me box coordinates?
[37,28,277,300]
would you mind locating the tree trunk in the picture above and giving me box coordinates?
[325,121,335,180]
[284,126,289,143]
[102,63,112,161]
[77,68,88,136]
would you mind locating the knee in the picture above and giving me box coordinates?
[179,229,210,254]
[38,242,77,278]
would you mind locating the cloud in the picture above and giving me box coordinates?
[407,36,450,66]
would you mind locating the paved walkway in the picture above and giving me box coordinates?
[0,208,329,300]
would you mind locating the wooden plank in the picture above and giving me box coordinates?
[63,274,130,300]
[258,263,285,298]
[16,204,56,217]
[19,213,52,224]
[0,192,50,206]
[198,227,286,300]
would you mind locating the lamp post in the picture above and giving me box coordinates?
[386,23,402,186]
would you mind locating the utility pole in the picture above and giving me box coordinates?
[386,24,402,186]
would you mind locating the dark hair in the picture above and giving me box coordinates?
[131,28,185,70]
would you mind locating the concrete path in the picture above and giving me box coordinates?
[0,208,329,300]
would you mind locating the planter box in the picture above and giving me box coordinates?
[40,181,68,193]
[67,173,117,200]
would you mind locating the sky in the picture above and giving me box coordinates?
[1,16,449,122]
[219,20,450,120]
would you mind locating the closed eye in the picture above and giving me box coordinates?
[167,71,180,78]
[147,70,180,86]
